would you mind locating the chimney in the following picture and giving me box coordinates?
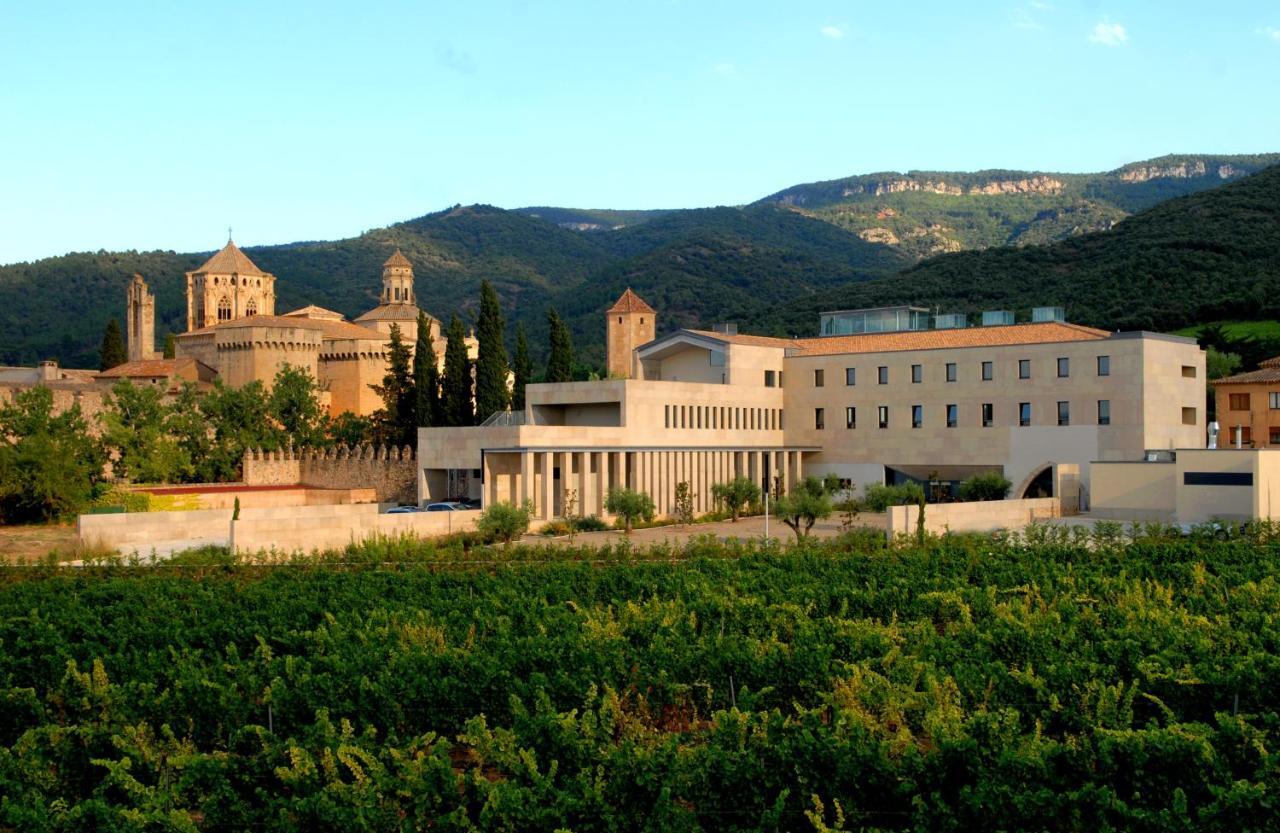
[38,360,58,382]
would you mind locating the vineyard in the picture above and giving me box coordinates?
[2,530,1279,831]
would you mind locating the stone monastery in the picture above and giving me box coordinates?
[123,241,467,416]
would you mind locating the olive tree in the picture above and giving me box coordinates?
[605,488,655,535]
[476,500,533,548]
[711,476,761,522]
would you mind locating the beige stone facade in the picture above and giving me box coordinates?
[171,245,444,417]
[1091,448,1280,523]
[420,290,1207,519]
[606,288,655,378]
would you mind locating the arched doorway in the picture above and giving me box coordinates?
[1019,465,1054,499]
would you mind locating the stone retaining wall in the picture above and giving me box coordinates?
[885,497,1060,538]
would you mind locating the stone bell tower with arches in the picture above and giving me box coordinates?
[185,238,276,331]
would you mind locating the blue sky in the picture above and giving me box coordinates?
[1,0,1277,263]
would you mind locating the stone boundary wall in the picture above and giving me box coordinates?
[886,497,1060,538]
[230,505,480,555]
[243,444,416,504]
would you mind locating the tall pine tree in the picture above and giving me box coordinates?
[100,318,127,371]
[512,322,532,411]
[162,333,176,359]
[545,308,574,383]
[372,324,415,445]
[474,280,510,421]
[441,314,473,427]
[413,312,440,428]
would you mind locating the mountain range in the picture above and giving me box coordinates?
[1,153,1277,371]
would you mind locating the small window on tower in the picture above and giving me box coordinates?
[618,317,622,324]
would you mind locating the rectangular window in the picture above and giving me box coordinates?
[1057,400,1070,426]
[946,362,957,382]
[1182,365,1197,378]
[1182,406,1197,426]
[1229,393,1251,411]
[764,370,776,387]
[911,364,922,384]
[815,408,825,430]
[982,361,993,381]
[1019,359,1031,379]
[1097,355,1110,376]
[845,406,856,429]
[1019,402,1031,427]
[1270,428,1280,445]
[878,405,889,429]
[982,403,994,427]
[814,369,824,387]
[1057,357,1069,378]
[912,405,923,429]
[845,367,856,386]
[1098,399,1111,426]
[1239,426,1253,445]
[1270,392,1280,410]
[878,366,889,385]
[946,404,958,428]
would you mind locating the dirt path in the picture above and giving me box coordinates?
[522,512,885,548]
[0,524,79,563]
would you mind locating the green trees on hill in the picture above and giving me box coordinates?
[0,386,104,522]
[99,318,126,370]
[441,315,473,427]
[474,280,510,422]
[511,322,532,411]
[545,308,574,383]
[413,311,440,428]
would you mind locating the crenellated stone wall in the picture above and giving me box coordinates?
[243,444,417,504]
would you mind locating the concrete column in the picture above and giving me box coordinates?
[600,451,612,507]
[779,450,791,495]
[486,456,499,507]
[577,451,589,518]
[539,451,554,519]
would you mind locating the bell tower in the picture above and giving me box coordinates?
[126,273,158,361]
[606,288,656,379]
[381,249,415,304]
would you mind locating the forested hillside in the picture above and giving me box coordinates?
[0,205,904,370]
[758,153,1280,259]
[1,155,1277,372]
[792,162,1280,333]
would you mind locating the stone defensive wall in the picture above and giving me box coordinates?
[242,444,417,505]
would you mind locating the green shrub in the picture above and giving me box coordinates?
[476,500,533,546]
[572,515,609,532]
[539,519,572,537]
[956,471,1013,502]
[605,488,655,534]
[863,482,926,512]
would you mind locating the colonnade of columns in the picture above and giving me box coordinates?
[484,448,805,520]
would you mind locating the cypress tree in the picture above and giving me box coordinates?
[162,333,176,359]
[474,280,510,421]
[413,312,440,428]
[372,324,415,445]
[512,322,532,411]
[545,308,574,383]
[100,318,127,370]
[442,314,473,427]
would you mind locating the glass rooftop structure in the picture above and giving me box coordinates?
[820,306,931,336]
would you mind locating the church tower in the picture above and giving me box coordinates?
[126,273,158,362]
[380,249,416,305]
[606,288,655,379]
[185,239,276,331]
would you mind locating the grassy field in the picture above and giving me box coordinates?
[0,523,78,563]
[1171,319,1280,340]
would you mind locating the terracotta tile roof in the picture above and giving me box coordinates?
[608,288,655,314]
[180,315,385,342]
[354,303,432,324]
[1213,367,1280,385]
[97,358,197,379]
[384,248,413,269]
[685,329,795,349]
[191,240,269,277]
[284,305,346,320]
[1259,356,1280,369]
[686,321,1112,356]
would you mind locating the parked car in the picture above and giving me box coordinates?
[425,502,463,512]
[386,505,422,514]
[459,498,482,510]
